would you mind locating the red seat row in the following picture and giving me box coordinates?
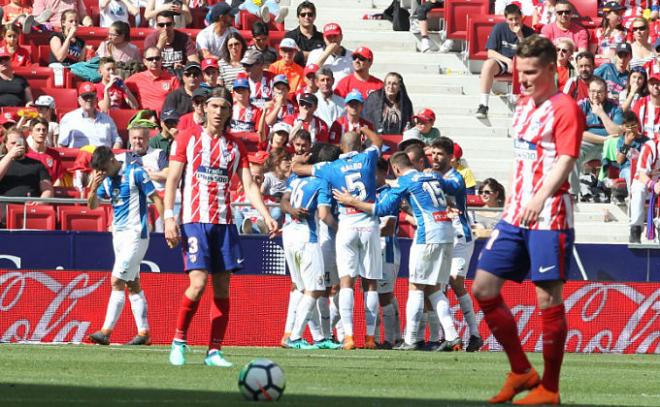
[5,204,108,231]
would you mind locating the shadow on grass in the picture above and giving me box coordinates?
[0,382,618,407]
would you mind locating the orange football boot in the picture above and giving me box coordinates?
[488,368,540,404]
[343,335,356,350]
[364,335,377,349]
[513,384,560,405]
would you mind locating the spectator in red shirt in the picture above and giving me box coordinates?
[554,38,575,91]
[178,87,208,132]
[0,23,30,68]
[334,46,383,100]
[265,74,299,126]
[26,117,62,185]
[125,46,180,113]
[229,77,263,135]
[563,51,594,102]
[540,0,588,52]
[329,90,373,144]
[96,57,139,113]
[283,92,328,144]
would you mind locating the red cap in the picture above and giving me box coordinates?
[77,81,96,96]
[304,63,320,77]
[323,23,342,37]
[202,57,219,71]
[353,46,374,61]
[0,111,17,125]
[412,108,436,123]
[453,143,463,160]
[248,151,269,165]
[650,73,660,82]
[0,46,10,58]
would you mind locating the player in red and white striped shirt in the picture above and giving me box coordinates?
[164,87,278,368]
[473,35,584,405]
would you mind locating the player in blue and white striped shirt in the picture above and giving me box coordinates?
[86,146,164,346]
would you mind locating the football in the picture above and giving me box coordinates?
[238,358,286,401]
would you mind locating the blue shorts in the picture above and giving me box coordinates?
[477,221,574,283]
[181,223,244,274]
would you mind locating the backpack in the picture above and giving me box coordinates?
[383,1,410,31]
[69,57,101,83]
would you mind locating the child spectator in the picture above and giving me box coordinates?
[243,50,273,108]
[50,10,92,66]
[595,42,632,103]
[269,38,304,97]
[296,63,319,99]
[229,76,263,134]
[259,121,291,152]
[0,23,30,67]
[399,108,440,150]
[249,21,278,68]
[99,0,138,28]
[614,111,649,189]
[261,148,291,203]
[96,56,140,112]
[265,74,298,126]
[201,57,222,89]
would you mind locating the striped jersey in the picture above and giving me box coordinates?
[228,103,263,134]
[282,174,332,244]
[635,138,660,181]
[443,167,473,243]
[96,162,156,239]
[170,127,249,224]
[376,184,400,264]
[502,93,584,230]
[632,96,660,139]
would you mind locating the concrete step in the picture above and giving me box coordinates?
[431,115,512,129]
[438,126,510,138]
[409,94,512,114]
[289,0,391,8]
[575,223,629,243]
[405,84,464,95]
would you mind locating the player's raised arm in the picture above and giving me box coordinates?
[291,152,314,177]
[86,170,105,210]
[239,164,279,235]
[360,126,382,150]
[163,160,184,248]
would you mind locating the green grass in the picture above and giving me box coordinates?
[0,344,658,406]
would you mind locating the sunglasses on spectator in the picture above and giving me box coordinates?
[0,56,10,63]
[480,190,493,196]
[184,70,201,77]
[81,93,96,101]
[157,22,173,28]
[632,25,648,32]
[299,101,314,108]
[556,10,571,16]
[299,12,314,18]
[556,48,571,54]
[145,56,162,62]
[353,55,368,62]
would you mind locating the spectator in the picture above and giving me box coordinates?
[3,0,32,25]
[243,50,273,109]
[219,32,247,91]
[145,0,191,29]
[261,148,291,201]
[32,0,92,29]
[0,112,17,142]
[614,110,648,190]
[629,131,660,243]
[414,0,443,53]
[0,128,54,198]
[620,66,649,112]
[0,23,30,68]
[329,90,373,144]
[306,23,353,85]
[334,46,383,100]
[630,17,654,69]
[96,21,141,63]
[99,0,138,28]
[26,118,62,185]
[594,42,632,102]
[452,143,477,193]
[196,2,238,59]
[476,4,534,119]
[563,51,595,102]
[125,47,180,113]
[96,56,139,112]
[265,74,298,126]
[58,82,122,149]
[228,77,263,134]
[258,121,290,152]
[162,61,201,115]
[399,108,440,150]
[152,109,181,157]
[237,0,287,25]
[283,92,328,144]
[49,10,90,66]
[269,38,304,96]
[116,125,169,191]
[532,0,557,27]
[540,0,588,52]
[594,2,626,59]
[284,1,324,67]
[632,73,660,139]
[362,72,413,135]
[473,178,505,234]
[201,57,222,89]
[145,11,199,74]
[233,155,276,234]
[27,95,58,146]
[0,47,30,107]
[643,38,660,76]
[314,67,344,127]
[570,76,624,196]
[289,128,312,156]
[555,38,575,91]
[296,63,318,98]
[249,21,278,68]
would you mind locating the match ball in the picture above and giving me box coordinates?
[238,358,286,401]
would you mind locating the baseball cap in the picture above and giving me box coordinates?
[353,46,374,61]
[34,95,56,109]
[248,150,269,165]
[344,90,364,104]
[273,74,289,87]
[279,38,298,50]
[77,82,97,97]
[299,92,318,106]
[0,111,17,125]
[304,63,320,77]
[272,122,292,134]
[184,61,201,72]
[192,87,211,100]
[161,109,180,123]
[412,108,436,123]
[397,130,424,150]
[453,143,463,160]
[602,1,625,12]
[615,42,632,55]
[241,49,264,66]
[649,73,660,82]
[201,57,219,71]
[232,77,250,90]
[323,23,342,37]
[209,2,237,22]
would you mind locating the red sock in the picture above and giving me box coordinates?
[478,295,532,374]
[174,295,200,341]
[209,297,230,351]
[541,303,567,392]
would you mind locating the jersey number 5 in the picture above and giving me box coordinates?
[345,173,367,200]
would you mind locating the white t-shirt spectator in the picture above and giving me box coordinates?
[100,0,134,27]
[306,47,354,87]
[261,172,287,197]
[195,24,239,57]
[58,108,121,148]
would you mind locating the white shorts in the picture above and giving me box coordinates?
[378,261,400,294]
[320,234,339,287]
[112,230,149,282]
[451,238,475,278]
[284,241,326,292]
[408,243,453,287]
[335,225,383,280]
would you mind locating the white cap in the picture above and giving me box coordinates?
[272,122,292,134]
[34,95,56,109]
[279,38,299,50]
[398,129,424,150]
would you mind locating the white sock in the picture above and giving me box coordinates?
[364,291,379,336]
[338,288,354,337]
[428,310,442,342]
[458,293,480,338]
[290,295,316,341]
[329,294,340,329]
[381,303,397,344]
[102,290,125,331]
[392,297,402,341]
[284,290,303,334]
[128,291,149,333]
[307,305,325,342]
[336,319,345,342]
[416,312,428,343]
[404,290,424,345]
[480,93,490,107]
[317,296,331,340]
[429,290,459,341]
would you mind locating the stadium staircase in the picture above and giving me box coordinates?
[285,0,631,243]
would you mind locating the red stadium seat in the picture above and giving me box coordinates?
[466,194,485,207]
[15,66,69,88]
[53,147,81,174]
[19,31,51,48]
[130,27,156,50]
[445,0,489,41]
[6,204,57,230]
[75,27,109,47]
[109,109,139,144]
[32,87,79,116]
[179,28,202,41]
[381,134,402,152]
[58,206,108,232]
[571,0,598,19]
[467,15,504,61]
[54,186,81,199]
[239,10,285,32]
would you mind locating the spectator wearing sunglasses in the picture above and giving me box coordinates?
[334,47,383,100]
[554,38,575,91]
[563,51,594,102]
[126,47,180,113]
[145,11,198,73]
[328,90,373,144]
[594,42,632,102]
[282,92,329,144]
[594,2,626,59]
[472,178,505,233]
[162,61,202,116]
[249,21,278,69]
[539,0,588,52]
[284,1,324,67]
[630,17,654,69]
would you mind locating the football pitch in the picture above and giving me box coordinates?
[1,344,658,406]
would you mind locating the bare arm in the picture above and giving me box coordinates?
[150,192,165,218]
[121,0,139,16]
[582,131,608,144]
[332,188,375,214]
[50,35,73,63]
[86,170,104,209]
[39,179,54,198]
[361,126,382,149]
[487,49,512,65]
[319,205,337,231]
[239,165,278,234]
[164,160,184,248]
[520,154,576,225]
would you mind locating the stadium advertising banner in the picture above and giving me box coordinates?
[1,270,658,353]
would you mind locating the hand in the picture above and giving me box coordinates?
[289,207,309,220]
[519,193,545,227]
[264,216,280,238]
[590,101,604,116]
[158,29,168,46]
[654,181,660,195]
[274,92,285,105]
[66,25,77,40]
[164,217,181,248]
[332,188,356,206]
[630,81,639,95]
[511,23,522,36]
[292,152,311,164]
[7,144,25,160]
[624,130,636,145]
[170,3,181,13]
[89,170,105,189]
[325,42,340,55]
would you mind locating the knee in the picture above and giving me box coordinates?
[111,278,126,291]
[471,281,490,301]
[127,281,141,295]
[188,277,208,298]
[481,60,498,77]
[214,283,230,299]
